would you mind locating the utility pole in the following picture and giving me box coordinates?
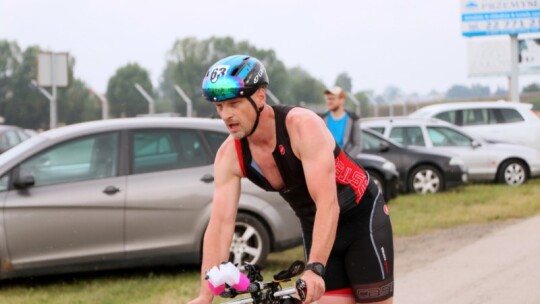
[509,34,520,102]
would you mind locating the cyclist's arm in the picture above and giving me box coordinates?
[194,137,243,303]
[288,108,340,266]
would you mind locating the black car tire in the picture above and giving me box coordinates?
[229,213,270,267]
[408,165,444,194]
[367,170,386,200]
[496,159,528,186]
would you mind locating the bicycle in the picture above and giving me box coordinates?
[213,260,307,304]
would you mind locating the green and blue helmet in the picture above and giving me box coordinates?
[202,55,269,102]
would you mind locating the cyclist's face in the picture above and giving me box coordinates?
[215,97,257,139]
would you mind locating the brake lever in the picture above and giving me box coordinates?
[295,279,307,302]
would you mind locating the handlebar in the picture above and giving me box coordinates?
[211,261,306,304]
[223,287,297,304]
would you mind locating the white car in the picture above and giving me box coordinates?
[409,101,540,150]
[361,116,540,186]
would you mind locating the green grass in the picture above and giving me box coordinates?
[390,179,540,236]
[1,179,540,303]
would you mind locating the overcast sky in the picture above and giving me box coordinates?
[1,0,538,97]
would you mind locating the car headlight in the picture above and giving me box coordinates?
[382,161,396,172]
[449,157,465,167]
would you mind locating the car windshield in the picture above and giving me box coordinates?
[427,126,473,147]
[0,135,48,168]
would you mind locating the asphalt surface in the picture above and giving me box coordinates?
[395,214,540,304]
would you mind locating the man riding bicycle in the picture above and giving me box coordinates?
[188,55,394,304]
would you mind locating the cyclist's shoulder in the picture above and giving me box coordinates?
[215,136,244,177]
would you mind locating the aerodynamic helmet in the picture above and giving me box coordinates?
[202,55,269,102]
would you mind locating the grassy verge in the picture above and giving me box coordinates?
[1,179,540,303]
[390,178,540,236]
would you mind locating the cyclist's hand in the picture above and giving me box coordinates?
[300,270,325,303]
[187,294,213,304]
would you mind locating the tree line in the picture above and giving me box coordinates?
[1,37,366,130]
[1,37,539,130]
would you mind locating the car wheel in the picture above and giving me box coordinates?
[368,170,385,199]
[497,159,528,186]
[408,165,443,194]
[229,213,270,266]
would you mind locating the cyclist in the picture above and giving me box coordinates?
[187,55,394,304]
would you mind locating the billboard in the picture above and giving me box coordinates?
[467,37,540,76]
[461,0,540,37]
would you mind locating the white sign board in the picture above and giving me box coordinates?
[467,37,540,76]
[468,39,511,76]
[37,52,69,87]
[461,0,540,37]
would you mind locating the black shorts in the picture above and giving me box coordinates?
[303,190,394,303]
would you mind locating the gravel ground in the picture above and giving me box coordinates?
[395,215,540,303]
[394,219,520,277]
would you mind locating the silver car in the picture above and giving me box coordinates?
[361,116,540,185]
[0,125,31,154]
[0,117,302,279]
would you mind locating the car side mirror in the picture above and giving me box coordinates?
[471,140,482,149]
[14,174,35,189]
[379,141,390,153]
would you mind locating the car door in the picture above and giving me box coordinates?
[124,128,215,259]
[491,108,530,145]
[361,130,407,179]
[3,132,125,269]
[459,108,500,140]
[425,126,493,180]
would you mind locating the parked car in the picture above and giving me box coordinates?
[353,153,399,202]
[0,117,303,280]
[409,101,540,150]
[0,125,31,154]
[361,117,540,186]
[359,128,467,194]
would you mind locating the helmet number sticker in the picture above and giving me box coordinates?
[210,65,229,83]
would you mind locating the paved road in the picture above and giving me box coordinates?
[395,214,540,304]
